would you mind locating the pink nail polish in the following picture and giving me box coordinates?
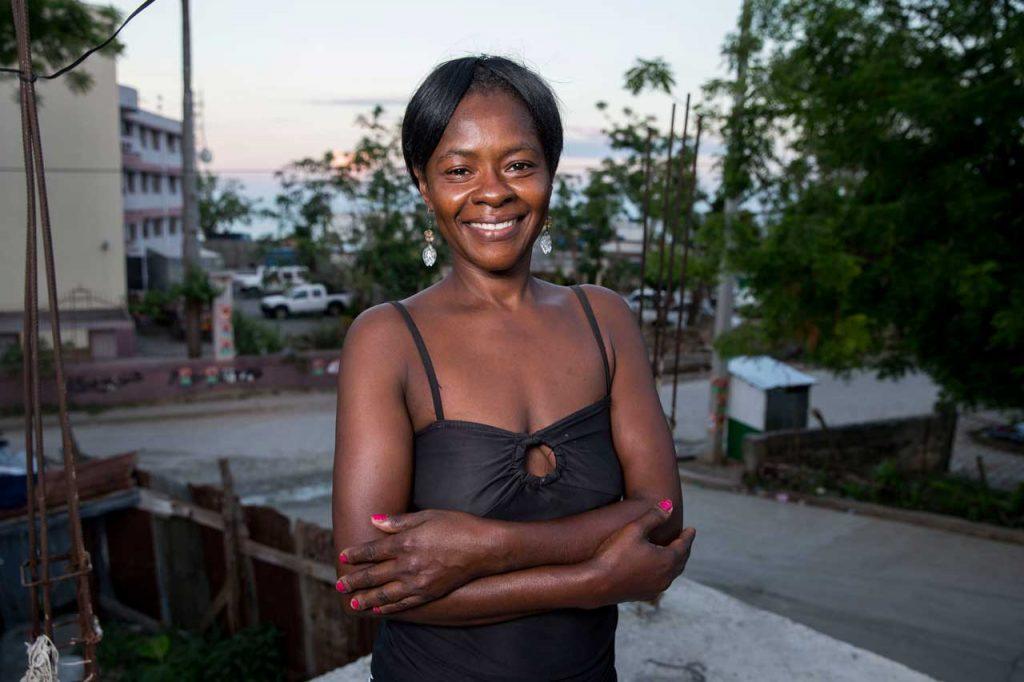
[372,606,382,614]
[659,498,673,512]
[335,579,347,593]
[350,597,360,610]
[338,553,348,564]
[371,513,388,522]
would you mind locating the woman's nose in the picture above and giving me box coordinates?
[472,166,514,207]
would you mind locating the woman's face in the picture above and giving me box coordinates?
[415,89,552,272]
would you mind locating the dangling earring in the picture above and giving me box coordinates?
[539,217,553,255]
[422,213,437,267]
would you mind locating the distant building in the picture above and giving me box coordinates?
[0,55,134,359]
[119,85,184,290]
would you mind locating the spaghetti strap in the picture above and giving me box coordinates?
[570,285,612,396]
[389,301,445,421]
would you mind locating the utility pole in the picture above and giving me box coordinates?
[181,0,202,357]
[707,0,753,463]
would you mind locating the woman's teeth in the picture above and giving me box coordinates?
[466,218,517,231]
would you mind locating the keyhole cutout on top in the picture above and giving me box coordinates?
[524,443,558,478]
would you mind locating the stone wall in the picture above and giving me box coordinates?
[743,410,958,476]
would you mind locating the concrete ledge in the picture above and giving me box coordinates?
[311,579,934,682]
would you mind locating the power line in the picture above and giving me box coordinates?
[0,0,158,81]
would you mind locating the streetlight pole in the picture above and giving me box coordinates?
[181,0,202,357]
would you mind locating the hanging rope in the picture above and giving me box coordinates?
[20,635,58,682]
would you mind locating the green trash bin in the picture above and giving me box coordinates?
[725,356,816,460]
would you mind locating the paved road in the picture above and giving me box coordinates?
[4,373,1023,681]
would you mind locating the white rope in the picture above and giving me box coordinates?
[20,634,59,682]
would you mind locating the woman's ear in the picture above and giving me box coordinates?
[412,168,433,212]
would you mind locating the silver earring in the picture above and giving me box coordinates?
[539,217,553,255]
[422,215,437,267]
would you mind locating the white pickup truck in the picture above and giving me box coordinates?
[260,284,354,319]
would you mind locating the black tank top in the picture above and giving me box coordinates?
[369,285,625,681]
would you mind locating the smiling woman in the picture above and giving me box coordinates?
[332,55,695,681]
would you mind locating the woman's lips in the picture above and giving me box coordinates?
[461,215,524,241]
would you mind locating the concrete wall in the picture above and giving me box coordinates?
[0,350,340,410]
[0,56,126,317]
[743,410,958,476]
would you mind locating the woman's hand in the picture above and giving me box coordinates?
[583,501,696,608]
[336,509,505,615]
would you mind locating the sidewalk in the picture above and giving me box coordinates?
[312,578,934,682]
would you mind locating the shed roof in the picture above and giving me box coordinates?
[727,355,816,390]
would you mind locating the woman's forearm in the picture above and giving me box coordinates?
[488,495,681,575]
[349,560,602,627]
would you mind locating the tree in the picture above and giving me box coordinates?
[197,171,259,239]
[269,152,337,271]
[707,0,1024,409]
[332,106,439,302]
[0,1,123,93]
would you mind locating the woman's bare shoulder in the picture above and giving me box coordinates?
[576,283,634,325]
[339,302,409,378]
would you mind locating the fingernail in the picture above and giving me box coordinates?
[338,553,348,564]
[371,513,389,522]
[659,498,673,512]
[350,597,360,610]
[335,579,347,593]
[372,606,382,614]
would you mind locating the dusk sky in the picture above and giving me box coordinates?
[107,0,742,233]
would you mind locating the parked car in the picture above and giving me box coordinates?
[260,284,354,319]
[233,265,310,296]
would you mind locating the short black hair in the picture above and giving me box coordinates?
[401,55,563,187]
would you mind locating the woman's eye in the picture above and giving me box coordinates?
[508,162,533,172]
[446,167,470,177]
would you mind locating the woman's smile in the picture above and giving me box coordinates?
[460,214,528,242]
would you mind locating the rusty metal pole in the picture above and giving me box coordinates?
[636,128,654,327]
[11,0,100,675]
[655,94,691,372]
[670,116,704,428]
[650,103,676,377]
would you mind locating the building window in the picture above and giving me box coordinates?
[140,173,149,193]
[169,175,178,194]
[152,129,161,150]
[127,223,136,241]
[167,133,178,152]
[169,217,178,235]
[121,119,133,137]
[142,220,150,238]
[152,175,162,193]
[139,126,148,148]
[153,218,163,237]
[125,171,136,193]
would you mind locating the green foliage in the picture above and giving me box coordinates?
[129,289,177,325]
[97,623,285,682]
[197,171,259,239]
[335,106,441,302]
[705,0,1024,409]
[839,461,1024,528]
[623,56,676,95]
[0,1,123,93]
[267,153,336,271]
[232,311,283,356]
[173,267,221,306]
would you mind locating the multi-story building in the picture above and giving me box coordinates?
[119,85,184,290]
[0,54,134,359]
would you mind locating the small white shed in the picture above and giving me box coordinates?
[726,356,817,460]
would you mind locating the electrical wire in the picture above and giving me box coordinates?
[0,0,158,81]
